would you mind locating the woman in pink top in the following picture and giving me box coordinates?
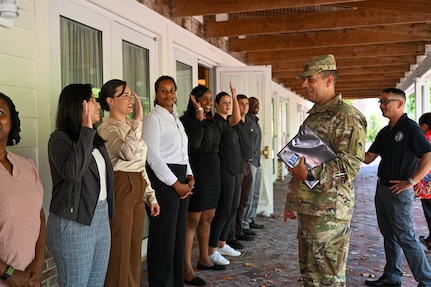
[0,92,45,287]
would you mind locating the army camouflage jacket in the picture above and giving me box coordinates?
[285,94,367,221]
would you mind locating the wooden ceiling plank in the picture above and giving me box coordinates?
[281,74,404,86]
[271,56,418,73]
[171,0,366,17]
[245,42,426,63]
[344,0,431,15]
[289,89,384,99]
[362,24,431,38]
[286,83,397,90]
[206,9,431,37]
[288,87,390,94]
[273,65,407,78]
[230,29,428,52]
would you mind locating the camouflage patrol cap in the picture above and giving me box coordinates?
[297,54,337,79]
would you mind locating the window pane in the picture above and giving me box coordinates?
[122,40,151,114]
[176,61,192,115]
[60,16,103,88]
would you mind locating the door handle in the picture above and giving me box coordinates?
[261,145,269,159]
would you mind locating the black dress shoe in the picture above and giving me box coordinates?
[365,274,401,286]
[237,234,255,241]
[196,261,226,271]
[250,221,265,229]
[243,229,256,235]
[226,239,244,250]
[184,276,206,286]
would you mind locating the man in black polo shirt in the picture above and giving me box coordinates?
[364,88,431,287]
[227,94,255,250]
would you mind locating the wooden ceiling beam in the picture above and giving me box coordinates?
[206,9,431,37]
[230,29,428,52]
[363,24,431,38]
[270,55,417,72]
[170,0,366,17]
[281,86,401,95]
[273,65,406,78]
[288,88,384,99]
[340,73,406,82]
[281,82,402,94]
[343,0,431,15]
[282,76,401,87]
[276,78,404,87]
[245,42,426,63]
[283,78,400,90]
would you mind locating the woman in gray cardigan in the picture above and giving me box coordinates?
[47,84,114,287]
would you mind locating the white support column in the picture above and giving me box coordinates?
[415,78,430,121]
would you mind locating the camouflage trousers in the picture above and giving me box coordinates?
[297,214,351,287]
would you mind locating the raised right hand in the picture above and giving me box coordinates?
[82,100,94,128]
[133,92,144,121]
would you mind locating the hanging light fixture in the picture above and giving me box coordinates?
[0,0,19,19]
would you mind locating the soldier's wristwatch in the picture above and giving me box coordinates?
[306,167,315,181]
[1,265,14,280]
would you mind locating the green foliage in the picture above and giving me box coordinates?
[343,99,353,106]
[92,87,100,99]
[366,113,387,143]
[406,92,416,120]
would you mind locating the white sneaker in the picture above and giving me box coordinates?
[209,250,230,265]
[218,244,241,256]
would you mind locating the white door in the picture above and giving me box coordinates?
[215,66,273,217]
[173,48,199,115]
[112,22,157,258]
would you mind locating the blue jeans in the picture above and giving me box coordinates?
[47,200,111,287]
[375,183,431,284]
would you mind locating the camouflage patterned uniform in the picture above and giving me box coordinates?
[285,94,367,286]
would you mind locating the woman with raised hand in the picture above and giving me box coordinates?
[208,83,243,266]
[142,75,194,287]
[98,79,159,287]
[180,85,224,286]
[47,84,113,287]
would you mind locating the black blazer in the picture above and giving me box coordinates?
[48,127,114,226]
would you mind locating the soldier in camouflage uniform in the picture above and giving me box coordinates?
[285,54,367,287]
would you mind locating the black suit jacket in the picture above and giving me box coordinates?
[48,127,114,226]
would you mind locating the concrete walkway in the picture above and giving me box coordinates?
[141,161,431,286]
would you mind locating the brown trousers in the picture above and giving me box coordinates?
[104,171,146,287]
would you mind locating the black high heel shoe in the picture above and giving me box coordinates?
[196,261,226,271]
[184,276,206,286]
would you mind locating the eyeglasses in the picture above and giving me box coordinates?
[378,99,400,105]
[116,92,133,99]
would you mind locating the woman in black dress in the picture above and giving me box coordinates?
[180,85,223,286]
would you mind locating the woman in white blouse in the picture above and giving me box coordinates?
[142,75,194,287]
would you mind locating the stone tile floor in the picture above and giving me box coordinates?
[141,161,431,286]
